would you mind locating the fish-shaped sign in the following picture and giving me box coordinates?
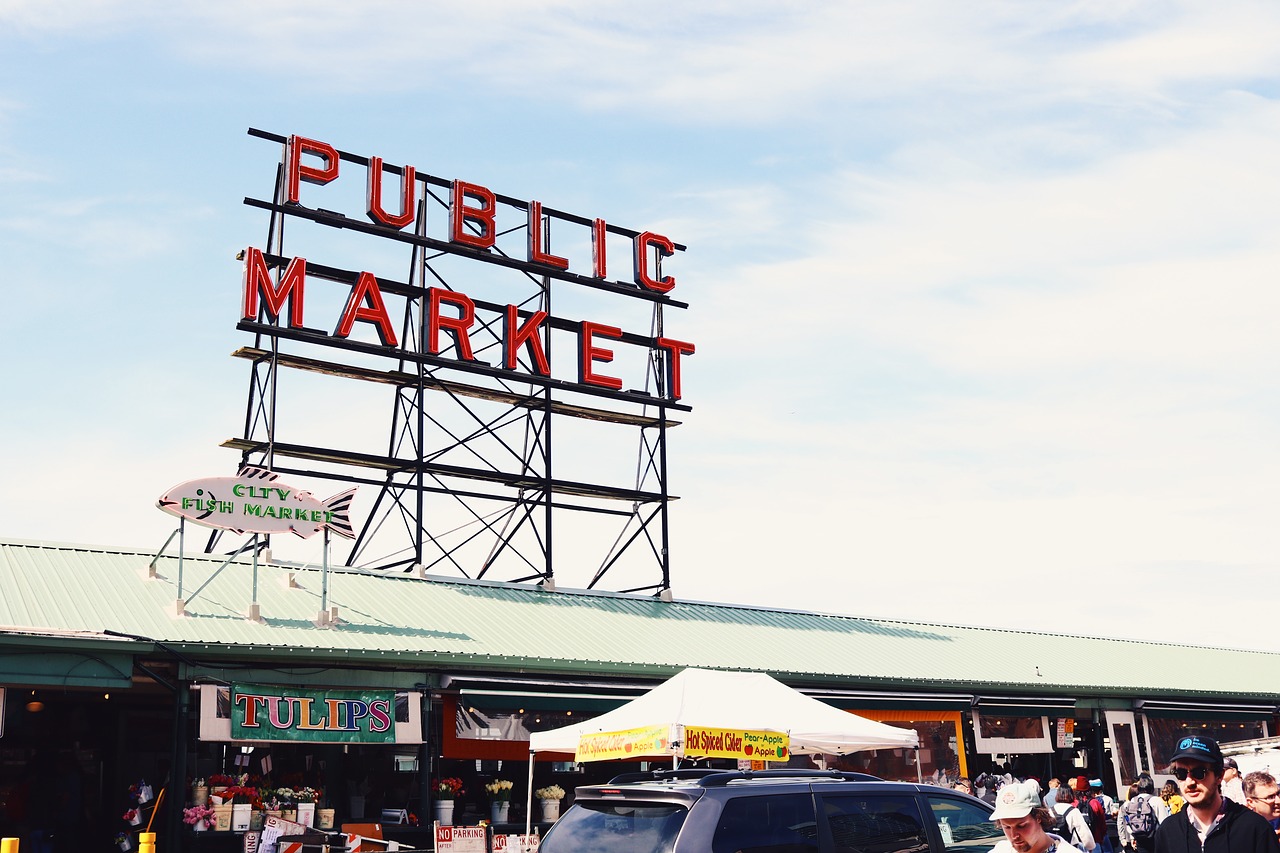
[157,467,356,539]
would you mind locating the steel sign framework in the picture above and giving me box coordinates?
[224,129,694,596]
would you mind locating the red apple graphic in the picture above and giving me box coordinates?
[624,743,632,753]
[744,744,754,756]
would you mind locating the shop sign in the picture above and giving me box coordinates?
[1055,717,1075,749]
[576,724,674,762]
[435,826,487,852]
[244,134,695,402]
[157,468,355,538]
[231,683,396,743]
[683,726,790,761]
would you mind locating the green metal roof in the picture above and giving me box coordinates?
[2,537,1278,703]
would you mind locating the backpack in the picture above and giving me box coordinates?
[1052,805,1079,841]
[1075,796,1099,836]
[1122,794,1158,843]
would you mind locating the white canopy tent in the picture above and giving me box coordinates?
[524,668,920,830]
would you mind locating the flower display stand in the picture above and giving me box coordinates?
[434,800,454,826]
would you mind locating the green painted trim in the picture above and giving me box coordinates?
[0,649,134,688]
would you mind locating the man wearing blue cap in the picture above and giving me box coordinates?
[1155,736,1280,853]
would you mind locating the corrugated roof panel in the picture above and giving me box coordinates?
[2,537,1279,701]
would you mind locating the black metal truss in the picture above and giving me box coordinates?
[224,130,688,596]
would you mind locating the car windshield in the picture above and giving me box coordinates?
[540,800,689,853]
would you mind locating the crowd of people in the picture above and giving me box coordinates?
[953,737,1280,853]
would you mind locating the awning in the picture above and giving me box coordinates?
[974,695,1076,717]
[804,690,972,711]
[1136,700,1277,721]
[443,673,649,713]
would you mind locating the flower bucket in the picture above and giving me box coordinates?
[128,811,142,826]
[193,821,206,833]
[539,799,560,822]
[232,803,252,831]
[434,800,454,826]
[281,808,296,823]
[296,802,315,828]
[119,839,133,851]
[317,808,335,830]
[213,804,233,832]
[250,811,265,830]
[490,801,510,823]
[193,786,209,807]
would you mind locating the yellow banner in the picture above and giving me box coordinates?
[684,726,790,761]
[576,724,673,762]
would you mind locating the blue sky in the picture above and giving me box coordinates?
[3,1,1279,651]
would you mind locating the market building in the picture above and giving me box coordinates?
[2,536,1278,852]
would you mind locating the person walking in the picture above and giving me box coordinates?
[1161,781,1186,815]
[1052,787,1098,851]
[1154,736,1280,853]
[1243,771,1280,832]
[991,780,1092,853]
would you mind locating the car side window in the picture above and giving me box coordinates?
[819,794,930,853]
[925,795,1003,853]
[711,793,819,853]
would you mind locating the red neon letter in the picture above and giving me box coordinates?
[578,321,623,390]
[335,271,398,347]
[428,288,476,360]
[527,201,569,270]
[286,136,339,204]
[450,179,496,249]
[503,305,550,375]
[242,247,306,327]
[656,337,695,400]
[634,231,676,293]
[366,156,417,229]
[592,218,608,279]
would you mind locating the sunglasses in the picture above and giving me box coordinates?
[1172,767,1212,781]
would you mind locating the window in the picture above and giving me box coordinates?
[820,794,930,853]
[541,800,688,853]
[712,793,819,853]
[1143,718,1268,769]
[925,794,1003,853]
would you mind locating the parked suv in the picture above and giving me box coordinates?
[539,769,1004,853]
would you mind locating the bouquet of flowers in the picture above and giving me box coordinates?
[207,774,237,788]
[485,779,514,801]
[534,785,565,801]
[122,808,140,824]
[114,832,131,848]
[273,787,299,805]
[183,805,217,828]
[434,778,465,800]
[223,785,259,805]
[294,786,322,803]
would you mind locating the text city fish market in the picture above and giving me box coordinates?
[245,135,696,400]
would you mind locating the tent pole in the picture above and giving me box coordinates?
[916,748,923,783]
[526,750,536,835]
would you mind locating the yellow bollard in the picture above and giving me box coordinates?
[2,837,19,853]
[139,831,156,853]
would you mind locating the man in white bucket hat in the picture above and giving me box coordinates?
[991,779,1091,853]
